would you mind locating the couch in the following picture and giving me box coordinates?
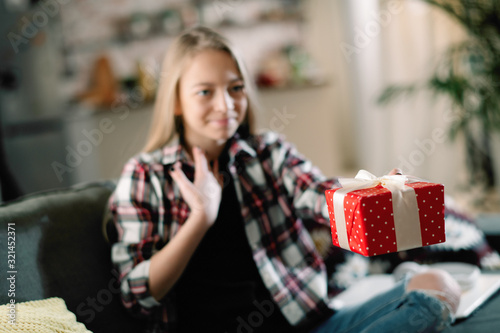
[0,181,499,332]
[0,181,145,332]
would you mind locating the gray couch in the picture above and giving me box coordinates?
[0,181,145,332]
[1,181,499,332]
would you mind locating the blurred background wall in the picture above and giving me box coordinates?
[1,0,498,204]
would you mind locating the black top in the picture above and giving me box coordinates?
[171,148,293,333]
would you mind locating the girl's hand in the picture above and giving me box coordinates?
[169,146,223,227]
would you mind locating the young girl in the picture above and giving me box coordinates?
[108,26,460,332]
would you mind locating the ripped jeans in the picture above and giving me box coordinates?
[311,279,453,333]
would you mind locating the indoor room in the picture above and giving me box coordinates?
[1,0,500,332]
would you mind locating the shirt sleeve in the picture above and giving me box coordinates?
[268,133,340,227]
[108,158,163,317]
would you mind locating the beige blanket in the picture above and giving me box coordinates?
[0,297,91,333]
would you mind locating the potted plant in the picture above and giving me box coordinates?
[379,0,500,212]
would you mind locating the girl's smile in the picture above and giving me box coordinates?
[208,115,237,127]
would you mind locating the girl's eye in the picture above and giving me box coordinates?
[197,89,210,96]
[231,85,245,93]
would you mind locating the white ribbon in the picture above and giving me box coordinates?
[333,170,422,252]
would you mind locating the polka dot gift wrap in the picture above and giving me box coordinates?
[325,170,445,257]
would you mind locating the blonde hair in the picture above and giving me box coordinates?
[143,26,258,153]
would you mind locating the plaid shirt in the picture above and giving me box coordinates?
[108,131,340,331]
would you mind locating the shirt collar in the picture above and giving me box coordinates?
[160,134,189,166]
[160,132,257,166]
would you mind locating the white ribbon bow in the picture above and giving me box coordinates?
[338,169,409,193]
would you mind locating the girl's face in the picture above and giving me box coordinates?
[177,49,248,150]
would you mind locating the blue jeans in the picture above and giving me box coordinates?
[311,279,453,333]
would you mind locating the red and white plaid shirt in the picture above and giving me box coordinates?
[108,131,340,331]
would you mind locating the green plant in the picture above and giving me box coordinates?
[379,0,500,191]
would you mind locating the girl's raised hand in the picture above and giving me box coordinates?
[169,147,223,227]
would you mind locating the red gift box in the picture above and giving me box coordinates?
[325,170,445,257]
